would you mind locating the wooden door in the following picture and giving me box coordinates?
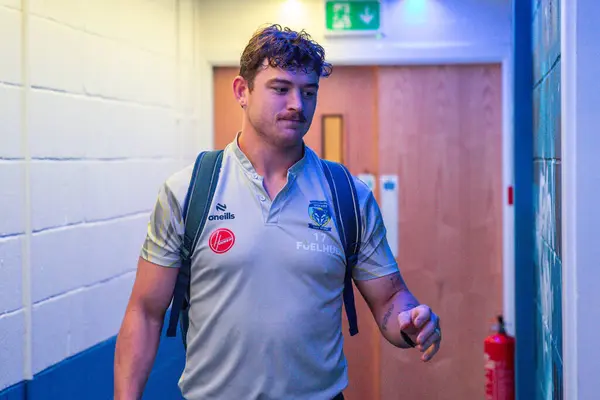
[212,63,503,400]
[309,67,380,400]
[377,64,503,400]
[213,67,243,149]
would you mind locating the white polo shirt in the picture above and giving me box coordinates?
[141,134,399,400]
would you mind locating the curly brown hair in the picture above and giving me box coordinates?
[239,24,333,91]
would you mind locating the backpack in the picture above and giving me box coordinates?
[166,150,362,348]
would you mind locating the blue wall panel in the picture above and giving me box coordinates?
[532,0,563,398]
[514,0,535,397]
[28,338,117,400]
[0,313,185,400]
[0,383,26,400]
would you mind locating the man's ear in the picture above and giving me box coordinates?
[232,76,249,109]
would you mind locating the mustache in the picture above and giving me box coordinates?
[278,112,306,122]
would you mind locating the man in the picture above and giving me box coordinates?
[114,24,441,400]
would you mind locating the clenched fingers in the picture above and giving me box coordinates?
[422,337,441,362]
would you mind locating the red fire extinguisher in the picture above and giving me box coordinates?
[484,315,515,400]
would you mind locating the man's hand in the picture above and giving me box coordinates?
[397,305,441,362]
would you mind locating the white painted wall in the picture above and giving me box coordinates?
[0,0,207,390]
[198,0,512,66]
[562,0,600,398]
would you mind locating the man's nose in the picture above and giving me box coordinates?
[287,88,304,112]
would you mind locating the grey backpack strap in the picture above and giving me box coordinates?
[166,150,224,341]
[320,159,362,336]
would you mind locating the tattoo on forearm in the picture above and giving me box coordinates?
[382,303,394,331]
[389,273,407,293]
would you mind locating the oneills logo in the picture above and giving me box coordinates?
[209,203,235,221]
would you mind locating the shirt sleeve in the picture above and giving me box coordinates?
[140,182,184,268]
[352,188,399,281]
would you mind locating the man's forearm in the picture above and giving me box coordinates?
[114,307,163,400]
[379,288,420,348]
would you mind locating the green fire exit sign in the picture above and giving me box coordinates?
[325,1,381,32]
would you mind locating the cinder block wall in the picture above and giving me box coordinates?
[532,0,563,398]
[0,0,206,395]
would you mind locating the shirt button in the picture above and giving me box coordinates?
[253,174,259,179]
[259,195,266,202]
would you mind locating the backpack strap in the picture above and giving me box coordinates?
[166,150,224,339]
[320,159,362,336]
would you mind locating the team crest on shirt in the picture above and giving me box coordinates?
[308,200,332,232]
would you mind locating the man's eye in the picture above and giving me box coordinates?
[303,91,316,97]
[273,87,288,94]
